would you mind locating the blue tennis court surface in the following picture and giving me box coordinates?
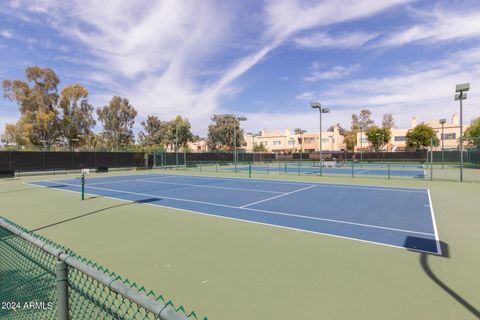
[29,174,440,254]
[223,165,426,178]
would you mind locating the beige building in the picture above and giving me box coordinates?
[356,113,469,151]
[187,139,208,152]
[245,126,345,153]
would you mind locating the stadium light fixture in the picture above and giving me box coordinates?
[310,102,330,175]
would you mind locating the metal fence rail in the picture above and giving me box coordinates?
[0,217,206,320]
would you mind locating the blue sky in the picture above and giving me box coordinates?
[1,0,480,137]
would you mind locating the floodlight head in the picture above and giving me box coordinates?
[439,119,447,124]
[237,116,247,121]
[455,93,467,101]
[310,101,321,109]
[321,107,330,113]
[455,83,470,93]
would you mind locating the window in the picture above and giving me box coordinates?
[273,140,281,145]
[321,138,329,143]
[441,133,456,140]
[288,138,295,145]
[360,138,368,143]
[304,137,316,143]
[394,136,405,142]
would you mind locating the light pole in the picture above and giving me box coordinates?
[439,119,446,169]
[374,133,381,152]
[311,102,330,176]
[455,83,469,182]
[224,115,247,163]
[247,132,259,162]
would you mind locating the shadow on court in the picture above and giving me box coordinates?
[31,197,161,232]
[406,236,480,319]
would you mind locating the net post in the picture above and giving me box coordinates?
[216,162,218,172]
[388,163,391,179]
[56,260,69,320]
[284,163,287,174]
[267,163,269,174]
[298,163,301,175]
[249,162,252,178]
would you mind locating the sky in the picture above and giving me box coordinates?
[1,0,480,137]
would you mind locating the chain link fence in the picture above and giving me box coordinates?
[0,217,207,320]
[154,150,480,183]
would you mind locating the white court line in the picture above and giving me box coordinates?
[24,181,440,255]
[427,189,442,255]
[34,180,434,236]
[136,179,284,194]
[355,169,371,175]
[240,185,316,208]
[148,174,427,193]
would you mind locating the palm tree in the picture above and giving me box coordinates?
[294,128,307,160]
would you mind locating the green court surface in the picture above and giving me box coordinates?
[1,169,479,320]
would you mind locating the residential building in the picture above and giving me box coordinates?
[356,113,469,151]
[187,139,208,152]
[245,126,345,153]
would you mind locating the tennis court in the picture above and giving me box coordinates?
[29,173,440,254]
[222,163,426,178]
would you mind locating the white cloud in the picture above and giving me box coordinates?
[298,46,480,128]
[0,29,13,39]
[294,31,378,48]
[5,0,414,135]
[378,8,480,47]
[295,91,315,100]
[304,63,360,81]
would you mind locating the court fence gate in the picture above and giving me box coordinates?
[0,217,206,320]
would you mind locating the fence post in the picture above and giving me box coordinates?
[351,157,354,178]
[56,260,69,320]
[430,139,433,181]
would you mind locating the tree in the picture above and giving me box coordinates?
[3,66,61,147]
[343,131,357,151]
[138,115,166,147]
[351,114,360,132]
[294,128,306,153]
[165,116,194,151]
[327,123,346,135]
[253,143,267,152]
[464,117,480,148]
[359,109,375,131]
[349,110,374,150]
[382,113,395,129]
[58,84,96,148]
[405,123,438,150]
[96,96,137,150]
[365,126,391,151]
[207,114,245,151]
[1,123,26,145]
